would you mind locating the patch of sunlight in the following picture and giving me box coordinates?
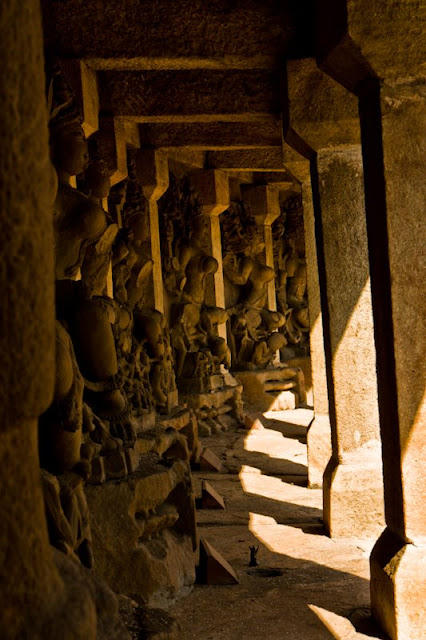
[239,465,320,508]
[402,386,426,456]
[243,415,309,466]
[244,425,306,461]
[248,512,367,578]
[308,605,378,640]
[263,408,314,427]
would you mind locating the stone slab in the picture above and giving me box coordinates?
[199,449,224,473]
[198,538,239,585]
[200,480,226,510]
[99,69,280,120]
[139,121,283,150]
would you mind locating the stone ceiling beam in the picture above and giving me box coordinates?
[46,0,294,64]
[98,70,280,121]
[138,121,283,150]
[252,172,295,188]
[315,0,425,92]
[206,149,285,171]
[285,58,360,151]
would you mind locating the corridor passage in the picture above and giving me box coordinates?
[172,409,386,640]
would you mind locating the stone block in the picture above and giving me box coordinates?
[241,183,280,226]
[104,450,128,479]
[198,538,239,585]
[86,458,196,603]
[370,528,426,640]
[135,148,169,201]
[189,169,230,216]
[88,456,106,485]
[158,409,191,432]
[199,449,224,473]
[124,447,140,475]
[235,367,300,412]
[200,480,226,510]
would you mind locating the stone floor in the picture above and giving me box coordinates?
[170,408,388,640]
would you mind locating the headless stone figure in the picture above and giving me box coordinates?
[53,122,135,445]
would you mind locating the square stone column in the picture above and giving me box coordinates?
[314,7,426,634]
[360,80,426,640]
[286,60,384,538]
[241,184,280,312]
[316,145,384,538]
[0,2,69,636]
[135,149,169,314]
[286,155,331,489]
[189,169,230,340]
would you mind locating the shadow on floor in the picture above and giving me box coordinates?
[178,410,389,640]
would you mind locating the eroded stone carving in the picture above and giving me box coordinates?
[159,174,243,434]
[273,194,310,358]
[221,198,307,408]
[41,64,197,596]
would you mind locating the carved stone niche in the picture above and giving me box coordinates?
[158,172,244,435]
[220,197,307,411]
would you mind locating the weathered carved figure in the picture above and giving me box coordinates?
[272,195,310,357]
[159,175,230,388]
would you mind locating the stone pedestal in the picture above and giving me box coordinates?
[235,365,305,412]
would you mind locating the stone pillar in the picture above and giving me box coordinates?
[286,154,331,488]
[135,149,169,314]
[241,184,280,311]
[285,60,384,536]
[189,169,230,340]
[0,2,64,637]
[316,145,384,537]
[360,79,426,640]
[314,4,425,634]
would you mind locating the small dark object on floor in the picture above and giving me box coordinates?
[249,545,259,567]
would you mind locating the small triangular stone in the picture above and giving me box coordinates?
[198,538,239,585]
[199,448,224,473]
[201,480,225,510]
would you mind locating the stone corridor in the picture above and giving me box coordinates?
[172,408,385,640]
[0,2,424,639]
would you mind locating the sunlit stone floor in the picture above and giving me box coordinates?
[170,408,387,640]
